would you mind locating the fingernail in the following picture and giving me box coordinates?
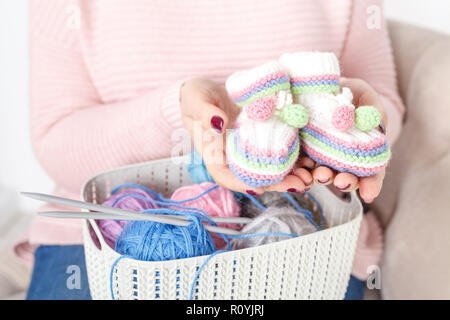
[317,178,330,184]
[287,188,303,194]
[246,190,259,196]
[365,198,374,204]
[379,121,386,134]
[210,116,224,133]
[336,184,351,191]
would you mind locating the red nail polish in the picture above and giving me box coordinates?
[287,188,298,193]
[210,116,224,133]
[317,178,330,184]
[246,190,258,196]
[336,184,351,191]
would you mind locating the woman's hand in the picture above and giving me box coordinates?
[299,77,387,203]
[180,78,313,195]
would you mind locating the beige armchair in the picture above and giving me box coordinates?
[374,21,450,299]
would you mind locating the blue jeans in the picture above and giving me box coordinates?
[26,245,92,300]
[344,275,365,300]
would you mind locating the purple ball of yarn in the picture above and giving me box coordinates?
[97,188,159,248]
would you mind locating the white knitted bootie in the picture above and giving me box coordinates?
[226,61,309,187]
[280,52,390,176]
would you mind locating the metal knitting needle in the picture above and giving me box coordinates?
[21,191,189,225]
[21,192,250,235]
[21,192,251,225]
[38,211,243,236]
[39,211,251,225]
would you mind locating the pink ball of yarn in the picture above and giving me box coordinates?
[170,182,241,249]
[95,188,159,248]
[332,105,354,131]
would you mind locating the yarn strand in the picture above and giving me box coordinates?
[305,191,326,229]
[283,192,321,230]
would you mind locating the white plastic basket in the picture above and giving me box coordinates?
[82,156,362,300]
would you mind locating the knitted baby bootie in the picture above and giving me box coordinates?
[280,52,390,176]
[226,61,309,187]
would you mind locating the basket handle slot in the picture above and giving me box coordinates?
[85,218,108,251]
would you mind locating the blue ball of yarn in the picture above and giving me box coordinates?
[115,217,216,262]
[188,149,215,184]
[188,149,245,200]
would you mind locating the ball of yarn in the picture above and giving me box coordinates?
[187,149,215,184]
[230,206,317,250]
[97,188,159,248]
[115,217,216,261]
[187,150,245,200]
[240,192,313,218]
[171,182,241,249]
[278,104,309,128]
[354,106,381,132]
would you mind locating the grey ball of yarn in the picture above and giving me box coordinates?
[230,206,317,250]
[239,192,313,218]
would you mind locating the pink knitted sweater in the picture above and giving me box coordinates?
[21,0,404,257]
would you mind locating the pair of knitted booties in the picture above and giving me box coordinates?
[226,52,391,187]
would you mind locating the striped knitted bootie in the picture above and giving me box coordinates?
[280,52,390,177]
[225,61,309,187]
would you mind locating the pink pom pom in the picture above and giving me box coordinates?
[245,97,275,121]
[332,105,354,131]
[170,182,241,249]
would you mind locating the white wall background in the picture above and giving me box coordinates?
[0,0,450,215]
[0,0,54,215]
[385,0,450,34]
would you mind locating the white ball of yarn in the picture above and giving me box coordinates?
[231,206,317,250]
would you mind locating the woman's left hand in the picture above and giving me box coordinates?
[299,77,388,203]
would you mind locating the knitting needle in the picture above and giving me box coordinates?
[21,192,250,235]
[21,192,251,225]
[38,211,243,236]
[38,211,251,226]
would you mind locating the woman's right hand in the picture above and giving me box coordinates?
[180,78,313,195]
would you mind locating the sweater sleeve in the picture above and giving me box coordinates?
[30,0,185,194]
[340,0,405,144]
